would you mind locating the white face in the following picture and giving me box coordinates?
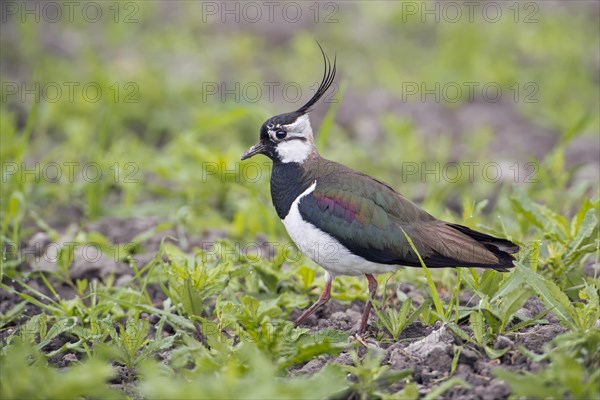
[268,114,315,163]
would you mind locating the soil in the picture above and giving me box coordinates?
[2,214,581,400]
[289,300,566,400]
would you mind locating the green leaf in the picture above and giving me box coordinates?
[469,311,485,345]
[120,317,150,365]
[493,369,557,398]
[481,308,502,334]
[479,270,503,297]
[38,317,78,350]
[516,262,576,330]
[253,263,279,293]
[391,382,419,400]
[565,208,598,260]
[570,197,594,234]
[18,314,45,344]
[0,302,27,328]
[1,343,120,399]
[278,337,348,369]
[484,346,509,359]
[510,188,569,240]
[446,322,472,343]
[450,347,461,377]
[375,299,413,340]
[491,269,526,302]
[509,188,546,229]
[181,277,204,317]
[508,308,551,333]
[497,287,531,330]
[407,300,429,327]
[460,269,479,293]
[561,113,590,145]
[397,298,412,324]
[296,266,315,290]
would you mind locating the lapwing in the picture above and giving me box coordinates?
[241,45,519,334]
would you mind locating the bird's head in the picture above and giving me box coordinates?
[241,44,336,164]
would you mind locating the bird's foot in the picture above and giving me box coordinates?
[294,273,333,327]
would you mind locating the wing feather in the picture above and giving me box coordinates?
[298,161,517,270]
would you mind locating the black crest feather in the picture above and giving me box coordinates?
[296,42,336,114]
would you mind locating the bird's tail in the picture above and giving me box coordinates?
[445,223,519,271]
[408,222,520,272]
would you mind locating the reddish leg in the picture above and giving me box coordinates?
[358,274,378,334]
[294,272,333,327]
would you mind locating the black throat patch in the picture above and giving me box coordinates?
[270,161,315,219]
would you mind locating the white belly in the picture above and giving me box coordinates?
[282,181,399,276]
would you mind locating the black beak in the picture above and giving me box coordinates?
[241,141,266,160]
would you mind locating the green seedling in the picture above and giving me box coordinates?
[374,299,428,341]
[341,348,413,400]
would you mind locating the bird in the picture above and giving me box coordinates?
[241,44,519,334]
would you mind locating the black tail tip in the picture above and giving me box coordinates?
[490,247,519,271]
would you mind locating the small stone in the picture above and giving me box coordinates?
[389,348,411,370]
[458,347,479,366]
[419,368,439,384]
[425,346,452,373]
[405,327,453,357]
[494,335,514,350]
[454,363,473,378]
[333,352,353,366]
[479,379,511,400]
[296,358,326,375]
[62,353,78,364]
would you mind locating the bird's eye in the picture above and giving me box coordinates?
[275,130,287,139]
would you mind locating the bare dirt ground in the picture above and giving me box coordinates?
[289,298,565,399]
[3,211,575,399]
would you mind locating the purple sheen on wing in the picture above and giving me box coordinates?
[314,192,368,225]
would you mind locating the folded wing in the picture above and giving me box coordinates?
[298,166,518,271]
